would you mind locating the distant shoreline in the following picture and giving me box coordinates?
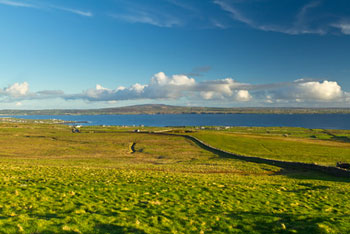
[0,112,350,115]
[2,112,350,129]
[1,104,350,115]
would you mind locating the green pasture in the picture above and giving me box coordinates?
[0,122,349,233]
[190,127,350,165]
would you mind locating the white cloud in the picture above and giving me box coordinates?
[0,75,348,107]
[213,0,253,26]
[52,6,93,17]
[295,80,343,101]
[0,0,34,8]
[130,83,146,93]
[200,88,251,102]
[196,78,245,98]
[76,72,196,101]
[110,5,182,28]
[112,14,180,27]
[0,0,93,17]
[4,82,29,98]
[200,91,215,100]
[0,83,67,102]
[151,72,195,86]
[236,90,251,101]
[65,74,347,105]
[332,23,350,35]
[84,84,109,99]
[67,72,254,103]
[261,80,346,103]
[213,0,335,35]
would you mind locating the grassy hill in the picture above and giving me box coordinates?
[0,122,349,232]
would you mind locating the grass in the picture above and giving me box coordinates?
[189,127,350,165]
[0,123,349,233]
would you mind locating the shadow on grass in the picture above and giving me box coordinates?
[94,224,146,234]
[278,168,350,183]
[224,211,342,233]
[31,213,63,220]
[330,135,350,143]
[322,130,350,143]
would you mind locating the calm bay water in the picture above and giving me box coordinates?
[5,114,350,130]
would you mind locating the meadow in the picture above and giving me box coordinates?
[0,121,350,233]
[188,127,350,165]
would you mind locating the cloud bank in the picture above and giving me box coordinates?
[1,73,348,107]
[65,72,253,103]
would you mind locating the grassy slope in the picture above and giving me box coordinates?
[0,124,349,233]
[190,127,350,165]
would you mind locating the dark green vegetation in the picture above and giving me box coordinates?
[0,123,350,233]
[2,104,350,115]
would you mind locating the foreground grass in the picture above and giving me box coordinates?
[2,165,350,233]
[0,123,349,233]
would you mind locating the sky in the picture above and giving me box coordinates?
[1,0,350,109]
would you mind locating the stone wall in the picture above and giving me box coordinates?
[149,132,350,178]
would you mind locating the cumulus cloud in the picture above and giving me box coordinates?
[2,82,29,98]
[0,83,67,102]
[68,72,256,103]
[0,74,348,107]
[196,78,248,101]
[296,81,343,100]
[261,80,346,103]
[236,90,252,102]
[69,72,196,101]
[63,77,349,106]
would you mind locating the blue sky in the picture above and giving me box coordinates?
[1,0,350,109]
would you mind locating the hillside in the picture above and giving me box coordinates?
[1,104,350,115]
[0,123,349,233]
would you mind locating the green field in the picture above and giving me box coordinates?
[0,122,350,233]
[188,127,350,165]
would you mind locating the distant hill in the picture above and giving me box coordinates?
[0,104,350,115]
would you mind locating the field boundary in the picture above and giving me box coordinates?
[146,132,350,178]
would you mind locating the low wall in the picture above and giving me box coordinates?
[148,132,350,178]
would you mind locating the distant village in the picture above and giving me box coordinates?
[0,117,234,132]
[0,117,69,125]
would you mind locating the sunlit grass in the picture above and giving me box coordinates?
[0,123,349,233]
[190,127,350,165]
